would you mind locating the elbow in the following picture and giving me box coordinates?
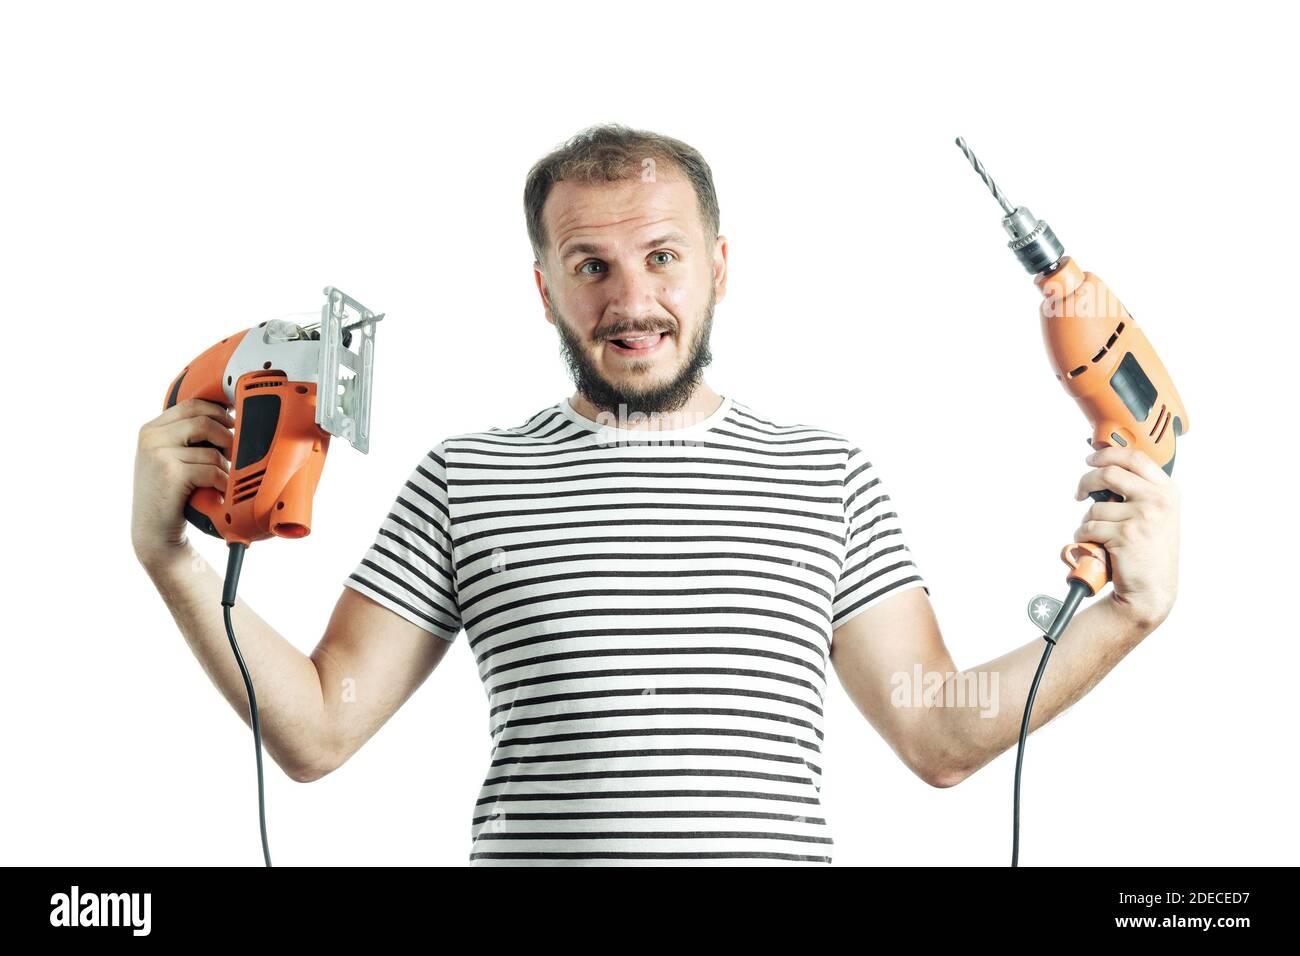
[284,748,340,784]
[287,761,335,784]
[287,764,324,784]
[919,761,969,789]
[905,740,971,789]
[902,723,973,788]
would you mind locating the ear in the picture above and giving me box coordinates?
[534,260,555,325]
[712,234,729,304]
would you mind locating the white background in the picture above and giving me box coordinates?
[3,0,1296,867]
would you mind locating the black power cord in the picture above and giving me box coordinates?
[221,542,272,867]
[1012,578,1090,867]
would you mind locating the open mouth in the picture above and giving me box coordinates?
[607,331,669,353]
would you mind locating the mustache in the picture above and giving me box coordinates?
[596,322,676,340]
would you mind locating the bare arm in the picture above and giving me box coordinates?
[831,586,1153,787]
[310,587,452,778]
[141,548,450,781]
[133,397,451,783]
[831,446,1179,788]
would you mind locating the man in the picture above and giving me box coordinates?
[132,124,1181,866]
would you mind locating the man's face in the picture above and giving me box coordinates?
[534,172,727,414]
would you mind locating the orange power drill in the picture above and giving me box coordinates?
[954,139,1188,865]
[162,285,383,866]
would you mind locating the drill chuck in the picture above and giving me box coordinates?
[1002,206,1065,275]
[956,137,1065,275]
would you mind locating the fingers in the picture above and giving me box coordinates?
[1073,502,1136,553]
[1075,444,1168,502]
[152,412,235,454]
[175,443,230,469]
[182,462,230,493]
[145,397,235,435]
[1073,518,1127,550]
[1082,500,1131,523]
[1075,464,1144,501]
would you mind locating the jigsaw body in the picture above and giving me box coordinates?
[162,287,381,547]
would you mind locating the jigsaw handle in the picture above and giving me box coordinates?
[166,361,331,546]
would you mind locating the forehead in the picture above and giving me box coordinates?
[544,174,702,255]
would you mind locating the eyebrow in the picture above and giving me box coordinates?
[560,231,692,261]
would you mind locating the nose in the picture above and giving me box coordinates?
[604,266,662,326]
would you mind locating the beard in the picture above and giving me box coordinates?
[552,289,716,416]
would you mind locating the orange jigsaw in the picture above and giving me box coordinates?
[162,286,382,548]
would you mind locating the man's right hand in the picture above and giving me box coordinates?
[132,397,235,569]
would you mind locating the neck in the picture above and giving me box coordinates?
[567,382,724,431]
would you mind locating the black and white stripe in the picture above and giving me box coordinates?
[344,394,928,865]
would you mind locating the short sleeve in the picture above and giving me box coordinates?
[343,442,463,642]
[832,445,929,630]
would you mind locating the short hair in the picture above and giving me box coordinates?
[524,123,721,266]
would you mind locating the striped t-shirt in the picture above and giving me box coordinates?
[343,394,928,865]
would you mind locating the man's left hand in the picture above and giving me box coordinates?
[1074,444,1181,629]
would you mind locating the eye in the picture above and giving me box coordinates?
[579,260,606,275]
[650,251,676,265]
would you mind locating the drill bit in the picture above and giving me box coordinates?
[955,136,1016,216]
[955,135,1065,274]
